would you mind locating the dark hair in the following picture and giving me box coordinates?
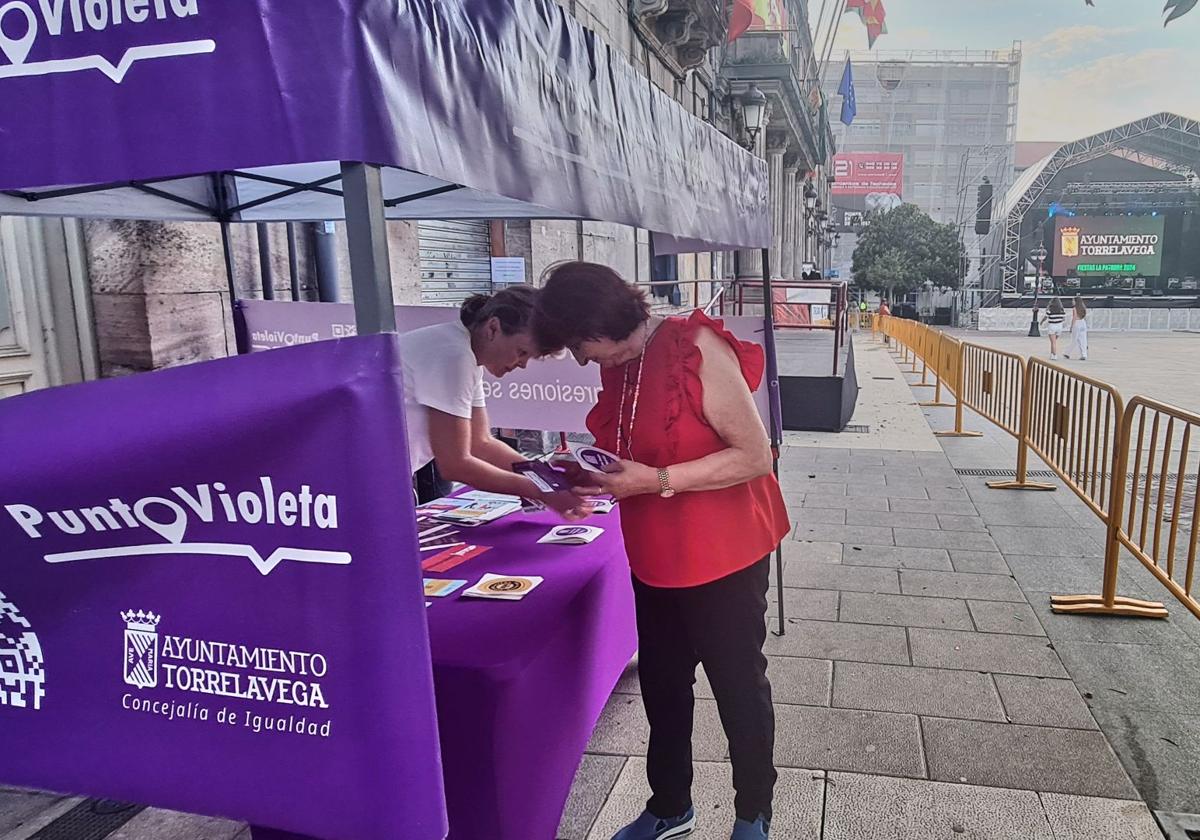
[459,284,537,335]
[1048,297,1064,315]
[534,262,650,352]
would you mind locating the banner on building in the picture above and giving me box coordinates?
[831,152,904,231]
[233,301,770,432]
[0,336,447,840]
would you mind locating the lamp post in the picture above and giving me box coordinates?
[1028,243,1048,338]
[739,85,768,151]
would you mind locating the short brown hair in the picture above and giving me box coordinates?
[534,262,650,352]
[460,284,537,334]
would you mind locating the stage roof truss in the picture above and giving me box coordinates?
[995,112,1200,294]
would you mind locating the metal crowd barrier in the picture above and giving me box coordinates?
[874,315,1199,621]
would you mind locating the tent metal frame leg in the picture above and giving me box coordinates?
[340,162,396,335]
[760,247,785,637]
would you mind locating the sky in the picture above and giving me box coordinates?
[820,0,1200,142]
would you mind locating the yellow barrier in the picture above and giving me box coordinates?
[918,331,960,409]
[877,315,1197,621]
[1053,397,1199,619]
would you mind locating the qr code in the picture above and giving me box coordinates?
[0,591,45,711]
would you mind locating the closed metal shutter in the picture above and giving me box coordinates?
[419,220,493,304]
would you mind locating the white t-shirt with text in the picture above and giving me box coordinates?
[399,320,486,472]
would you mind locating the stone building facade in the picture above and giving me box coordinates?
[0,0,834,392]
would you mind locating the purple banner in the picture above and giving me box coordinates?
[234,301,770,432]
[0,0,769,250]
[0,335,446,840]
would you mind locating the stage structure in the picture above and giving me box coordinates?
[991,112,1200,300]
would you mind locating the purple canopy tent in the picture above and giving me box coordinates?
[0,0,791,832]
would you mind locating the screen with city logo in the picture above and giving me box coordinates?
[1054,215,1166,276]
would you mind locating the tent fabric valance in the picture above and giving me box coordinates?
[0,0,770,251]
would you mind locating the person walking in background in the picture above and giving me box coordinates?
[1064,295,1089,361]
[1041,297,1066,359]
[535,262,789,840]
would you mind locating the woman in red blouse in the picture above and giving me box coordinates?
[536,263,790,840]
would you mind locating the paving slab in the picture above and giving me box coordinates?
[558,754,626,840]
[779,540,842,565]
[1038,793,1165,840]
[921,717,1139,799]
[586,693,727,760]
[765,619,910,665]
[969,500,1076,527]
[1051,640,1200,712]
[839,592,973,631]
[909,628,1067,677]
[988,525,1104,557]
[106,811,246,840]
[584,759,824,840]
[799,494,890,511]
[900,569,1026,602]
[936,515,988,532]
[832,661,1005,721]
[764,656,834,707]
[842,544,953,571]
[792,523,895,546]
[773,705,926,777]
[791,507,847,525]
[894,527,1000,552]
[0,790,79,835]
[845,510,940,530]
[927,487,971,502]
[1003,554,1126,594]
[777,562,900,594]
[949,550,1012,575]
[765,586,840,621]
[993,675,1098,730]
[968,600,1046,636]
[822,772,1053,840]
[888,498,979,516]
[847,485,930,499]
[1090,709,1200,814]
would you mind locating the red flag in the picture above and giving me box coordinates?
[845,0,887,47]
[728,0,755,42]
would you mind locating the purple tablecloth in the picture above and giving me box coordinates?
[426,507,636,840]
[252,508,635,840]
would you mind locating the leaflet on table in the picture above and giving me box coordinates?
[419,495,522,526]
[461,573,544,601]
[538,525,605,545]
[424,578,468,597]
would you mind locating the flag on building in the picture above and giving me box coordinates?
[838,57,856,125]
[729,0,790,42]
[845,0,888,48]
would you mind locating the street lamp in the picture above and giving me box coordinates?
[1028,243,1048,338]
[804,180,818,211]
[740,85,768,151]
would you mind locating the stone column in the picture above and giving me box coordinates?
[767,134,786,279]
[736,127,767,287]
[781,161,798,280]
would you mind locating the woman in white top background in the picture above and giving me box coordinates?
[400,286,578,512]
[1064,295,1089,361]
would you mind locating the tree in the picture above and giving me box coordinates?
[851,203,967,301]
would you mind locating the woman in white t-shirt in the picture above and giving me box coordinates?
[400,286,579,512]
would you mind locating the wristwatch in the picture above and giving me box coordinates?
[657,468,676,499]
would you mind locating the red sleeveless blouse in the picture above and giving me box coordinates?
[587,311,790,588]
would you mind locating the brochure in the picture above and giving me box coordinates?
[461,573,544,601]
[537,525,605,546]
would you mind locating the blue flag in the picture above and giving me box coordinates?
[838,57,856,126]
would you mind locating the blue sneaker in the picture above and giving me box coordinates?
[730,814,770,839]
[611,806,696,839]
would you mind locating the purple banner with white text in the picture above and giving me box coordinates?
[233,300,771,432]
[0,335,446,840]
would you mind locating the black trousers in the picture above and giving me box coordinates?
[414,460,452,504]
[633,557,776,823]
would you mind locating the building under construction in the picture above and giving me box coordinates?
[821,47,1022,311]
